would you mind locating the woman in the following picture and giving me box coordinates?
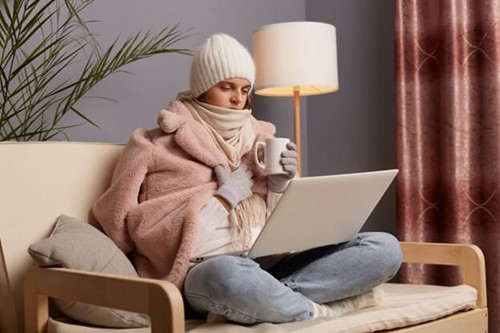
[93,33,402,324]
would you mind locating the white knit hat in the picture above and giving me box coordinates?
[190,33,255,98]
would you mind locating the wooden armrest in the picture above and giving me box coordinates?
[24,266,185,333]
[400,241,487,308]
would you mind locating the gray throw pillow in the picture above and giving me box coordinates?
[28,215,150,328]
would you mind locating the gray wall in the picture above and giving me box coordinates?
[62,0,305,143]
[62,0,396,234]
[306,0,396,234]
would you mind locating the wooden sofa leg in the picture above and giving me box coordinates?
[24,267,49,333]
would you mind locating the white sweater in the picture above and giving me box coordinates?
[191,192,281,260]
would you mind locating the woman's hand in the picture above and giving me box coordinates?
[214,164,254,209]
[267,142,297,193]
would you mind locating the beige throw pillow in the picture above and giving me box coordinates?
[28,215,150,328]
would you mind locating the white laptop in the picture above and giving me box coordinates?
[245,169,399,258]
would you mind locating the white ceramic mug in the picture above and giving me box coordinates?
[254,137,290,175]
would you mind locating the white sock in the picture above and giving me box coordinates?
[312,288,385,319]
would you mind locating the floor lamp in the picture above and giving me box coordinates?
[252,21,339,176]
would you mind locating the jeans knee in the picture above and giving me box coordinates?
[363,232,403,280]
[185,255,256,298]
[184,256,270,322]
[378,233,403,278]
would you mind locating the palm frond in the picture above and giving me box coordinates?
[0,0,191,141]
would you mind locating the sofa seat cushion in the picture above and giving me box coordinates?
[48,283,477,333]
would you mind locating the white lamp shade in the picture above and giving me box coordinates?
[252,21,339,97]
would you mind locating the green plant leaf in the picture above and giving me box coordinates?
[0,0,191,141]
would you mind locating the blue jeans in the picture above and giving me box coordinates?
[183,232,402,324]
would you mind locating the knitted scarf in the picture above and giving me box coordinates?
[177,92,266,250]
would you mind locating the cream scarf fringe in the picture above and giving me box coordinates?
[177,92,266,250]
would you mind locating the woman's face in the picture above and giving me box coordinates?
[200,78,251,110]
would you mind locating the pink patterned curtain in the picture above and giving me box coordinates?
[395,0,500,330]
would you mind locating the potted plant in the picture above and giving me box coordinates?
[0,0,191,141]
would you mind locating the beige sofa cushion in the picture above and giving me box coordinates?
[47,283,477,333]
[28,215,150,328]
[185,284,477,332]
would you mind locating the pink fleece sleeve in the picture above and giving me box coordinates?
[93,129,153,254]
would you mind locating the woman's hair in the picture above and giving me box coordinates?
[245,95,252,109]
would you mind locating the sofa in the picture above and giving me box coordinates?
[0,142,489,333]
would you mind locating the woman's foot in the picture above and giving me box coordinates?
[312,287,385,319]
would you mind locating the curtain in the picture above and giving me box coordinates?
[395,0,500,330]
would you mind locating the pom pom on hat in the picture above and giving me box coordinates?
[190,33,255,98]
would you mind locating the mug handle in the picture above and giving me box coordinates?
[254,142,266,169]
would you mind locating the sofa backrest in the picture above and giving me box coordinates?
[0,142,124,333]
